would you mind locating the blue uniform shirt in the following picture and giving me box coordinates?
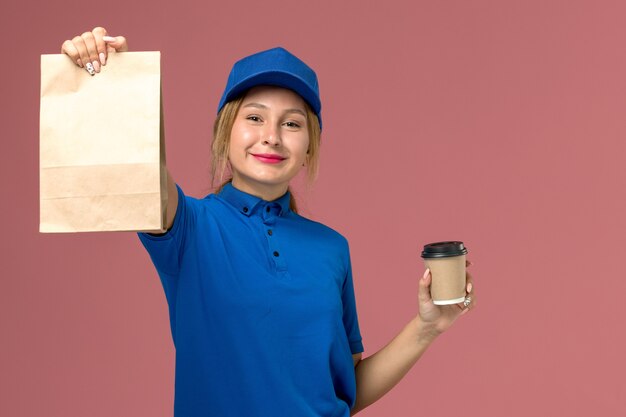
[138,183,364,417]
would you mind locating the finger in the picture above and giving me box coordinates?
[92,26,108,66]
[464,270,476,306]
[418,268,433,306]
[72,35,93,74]
[61,40,83,67]
[466,270,473,292]
[81,31,101,73]
[103,35,129,52]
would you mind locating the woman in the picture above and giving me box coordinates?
[61,27,476,417]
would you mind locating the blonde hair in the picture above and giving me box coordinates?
[210,93,321,213]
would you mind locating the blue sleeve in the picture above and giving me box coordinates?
[137,184,191,275]
[342,245,364,354]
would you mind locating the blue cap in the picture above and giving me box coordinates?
[217,47,322,129]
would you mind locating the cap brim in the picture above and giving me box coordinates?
[223,71,321,116]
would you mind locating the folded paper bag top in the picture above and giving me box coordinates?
[39,51,167,233]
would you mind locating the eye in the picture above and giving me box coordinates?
[246,115,263,122]
[283,121,302,129]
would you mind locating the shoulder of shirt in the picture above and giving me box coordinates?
[289,211,350,246]
[174,191,229,217]
[182,191,223,206]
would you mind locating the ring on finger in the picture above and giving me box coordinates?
[463,296,472,308]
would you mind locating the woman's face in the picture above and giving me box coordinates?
[228,85,310,200]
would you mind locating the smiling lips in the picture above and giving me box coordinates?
[252,153,286,164]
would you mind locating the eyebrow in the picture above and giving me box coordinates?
[242,103,307,118]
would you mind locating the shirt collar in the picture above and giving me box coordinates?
[217,182,291,217]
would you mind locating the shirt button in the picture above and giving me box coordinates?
[266,206,270,213]
[273,251,279,257]
[267,229,273,236]
[242,207,249,213]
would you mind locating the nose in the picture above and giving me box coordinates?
[262,124,282,147]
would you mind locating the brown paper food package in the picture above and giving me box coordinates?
[39,51,167,233]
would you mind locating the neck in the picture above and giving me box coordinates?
[231,177,289,201]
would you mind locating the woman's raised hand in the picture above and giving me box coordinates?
[61,27,128,75]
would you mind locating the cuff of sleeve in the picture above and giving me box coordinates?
[350,339,364,354]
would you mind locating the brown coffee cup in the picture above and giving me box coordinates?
[421,241,468,305]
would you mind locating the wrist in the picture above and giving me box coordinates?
[409,315,442,345]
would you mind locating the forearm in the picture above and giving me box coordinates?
[351,316,439,415]
[148,169,177,235]
[164,168,178,229]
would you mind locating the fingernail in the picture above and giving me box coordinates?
[92,60,101,73]
[77,58,83,68]
[422,268,430,279]
[85,62,95,76]
[467,282,473,293]
[103,36,116,42]
[100,52,106,66]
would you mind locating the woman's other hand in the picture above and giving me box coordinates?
[417,259,476,338]
[61,27,128,75]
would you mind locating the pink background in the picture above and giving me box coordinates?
[2,1,625,416]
